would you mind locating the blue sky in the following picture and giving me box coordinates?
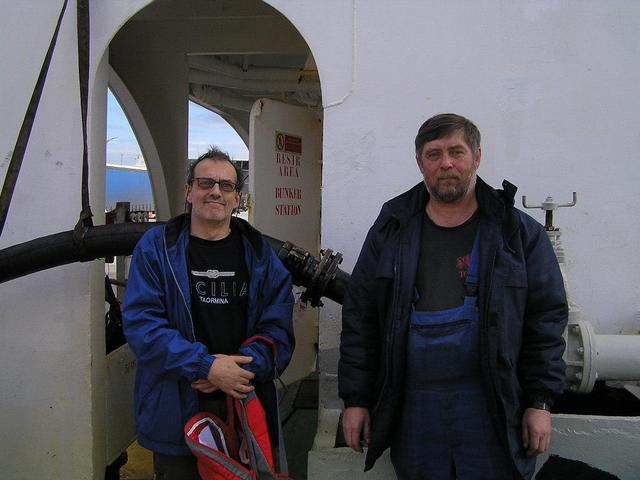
[106,90,248,167]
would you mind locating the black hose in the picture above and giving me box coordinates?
[0,223,349,305]
[0,223,154,283]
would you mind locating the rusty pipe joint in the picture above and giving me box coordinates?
[274,241,344,307]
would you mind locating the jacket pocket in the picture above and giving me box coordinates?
[138,376,184,444]
[502,266,528,339]
[374,255,395,280]
[505,267,527,288]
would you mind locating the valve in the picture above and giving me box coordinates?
[522,192,577,231]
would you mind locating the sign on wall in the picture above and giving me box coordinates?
[249,99,321,254]
[274,132,306,218]
[249,99,322,384]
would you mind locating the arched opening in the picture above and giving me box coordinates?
[104,88,249,219]
[107,0,322,369]
[107,0,321,218]
[102,1,323,477]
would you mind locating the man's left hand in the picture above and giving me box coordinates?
[522,407,552,456]
[191,379,219,393]
[207,354,255,399]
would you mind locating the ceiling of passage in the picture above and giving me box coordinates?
[110,0,321,138]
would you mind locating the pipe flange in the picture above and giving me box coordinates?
[316,249,343,300]
[565,320,598,393]
[299,248,344,307]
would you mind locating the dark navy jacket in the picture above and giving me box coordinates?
[123,214,294,455]
[338,178,568,477]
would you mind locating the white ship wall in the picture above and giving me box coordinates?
[1,1,639,478]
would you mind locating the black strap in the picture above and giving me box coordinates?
[0,0,70,238]
[73,0,94,253]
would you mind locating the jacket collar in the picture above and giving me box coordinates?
[164,213,264,258]
[382,176,517,227]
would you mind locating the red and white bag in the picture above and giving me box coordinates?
[185,391,289,480]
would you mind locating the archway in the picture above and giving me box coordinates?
[101,1,324,477]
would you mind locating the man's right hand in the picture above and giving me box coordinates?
[206,354,255,399]
[343,407,371,452]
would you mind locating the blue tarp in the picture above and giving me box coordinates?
[106,166,154,209]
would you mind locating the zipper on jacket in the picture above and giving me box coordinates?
[481,244,507,444]
[372,245,402,415]
[164,232,197,342]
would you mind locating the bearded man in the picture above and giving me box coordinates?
[338,113,568,479]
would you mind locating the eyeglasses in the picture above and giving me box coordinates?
[192,177,238,192]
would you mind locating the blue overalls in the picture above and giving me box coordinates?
[390,235,514,480]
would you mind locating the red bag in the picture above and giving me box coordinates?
[185,391,289,480]
[185,336,289,479]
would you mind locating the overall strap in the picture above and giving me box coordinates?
[463,233,481,297]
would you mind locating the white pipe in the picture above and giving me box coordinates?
[188,55,304,82]
[189,69,320,93]
[565,318,640,393]
[550,223,640,392]
[594,334,640,381]
[190,84,254,112]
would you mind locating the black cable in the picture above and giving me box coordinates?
[0,0,70,238]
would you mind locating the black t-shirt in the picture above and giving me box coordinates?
[188,228,249,357]
[414,210,479,311]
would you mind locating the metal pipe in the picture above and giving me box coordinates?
[526,192,640,394]
[594,334,640,381]
[565,319,640,393]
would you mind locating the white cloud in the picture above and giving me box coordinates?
[107,91,249,167]
[188,102,248,159]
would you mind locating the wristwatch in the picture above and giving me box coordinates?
[530,400,551,412]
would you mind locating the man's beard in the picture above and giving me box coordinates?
[426,175,475,203]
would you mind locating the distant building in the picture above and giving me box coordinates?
[106,159,248,212]
[106,163,154,211]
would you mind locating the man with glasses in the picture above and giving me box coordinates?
[339,114,568,479]
[123,147,294,479]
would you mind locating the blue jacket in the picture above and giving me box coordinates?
[123,214,294,455]
[338,178,568,477]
